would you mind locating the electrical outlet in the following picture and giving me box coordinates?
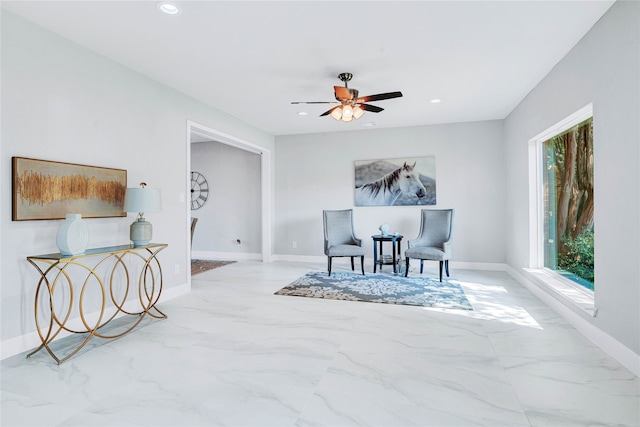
[292,241,297,249]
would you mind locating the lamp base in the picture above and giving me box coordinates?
[130,217,153,247]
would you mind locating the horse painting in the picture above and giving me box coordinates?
[355,162,427,206]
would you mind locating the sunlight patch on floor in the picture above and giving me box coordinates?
[423,279,543,329]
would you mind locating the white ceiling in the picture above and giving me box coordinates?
[2,1,614,136]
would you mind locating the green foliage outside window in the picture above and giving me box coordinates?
[558,227,594,284]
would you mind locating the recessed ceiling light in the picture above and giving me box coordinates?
[430,99,441,104]
[361,122,377,128]
[157,2,182,15]
[297,111,308,116]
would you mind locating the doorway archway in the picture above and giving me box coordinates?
[186,121,272,266]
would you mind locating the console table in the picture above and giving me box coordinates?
[372,234,403,274]
[26,243,168,364]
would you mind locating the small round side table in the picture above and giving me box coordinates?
[371,234,403,274]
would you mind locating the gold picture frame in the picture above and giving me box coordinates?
[12,157,127,221]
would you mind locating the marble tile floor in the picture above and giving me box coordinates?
[1,261,638,426]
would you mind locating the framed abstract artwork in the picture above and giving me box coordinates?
[12,157,127,221]
[355,156,436,206]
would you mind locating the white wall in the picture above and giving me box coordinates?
[504,1,639,356]
[274,121,506,268]
[0,11,274,356]
[190,142,261,255]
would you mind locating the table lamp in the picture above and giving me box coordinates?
[123,182,162,247]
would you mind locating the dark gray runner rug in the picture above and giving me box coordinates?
[191,260,236,276]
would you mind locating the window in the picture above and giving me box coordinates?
[542,117,594,290]
[529,104,594,297]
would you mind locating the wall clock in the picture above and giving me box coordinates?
[190,171,209,210]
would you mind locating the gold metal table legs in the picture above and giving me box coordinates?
[26,244,167,364]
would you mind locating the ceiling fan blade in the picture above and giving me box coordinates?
[357,91,403,103]
[360,104,384,113]
[320,106,341,117]
[334,86,353,101]
[291,101,335,104]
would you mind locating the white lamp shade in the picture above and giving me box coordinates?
[342,105,353,121]
[330,106,343,121]
[353,105,364,120]
[123,188,162,213]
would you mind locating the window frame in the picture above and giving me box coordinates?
[527,104,596,314]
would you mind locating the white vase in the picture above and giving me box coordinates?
[379,223,390,236]
[56,214,89,256]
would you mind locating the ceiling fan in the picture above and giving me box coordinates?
[291,73,403,122]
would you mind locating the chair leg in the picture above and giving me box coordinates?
[445,260,450,277]
[360,256,365,275]
[405,258,410,277]
[439,261,443,282]
[420,260,424,274]
[350,257,355,271]
[328,257,332,276]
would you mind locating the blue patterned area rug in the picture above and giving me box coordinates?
[275,271,473,310]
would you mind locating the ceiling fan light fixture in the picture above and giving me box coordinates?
[330,107,343,121]
[353,105,364,120]
[342,105,353,121]
[295,73,402,123]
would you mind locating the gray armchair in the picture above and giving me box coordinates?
[404,209,454,281]
[323,209,365,276]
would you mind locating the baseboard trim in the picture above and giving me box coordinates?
[506,265,639,377]
[271,254,506,272]
[1,282,190,361]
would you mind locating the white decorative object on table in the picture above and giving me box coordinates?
[56,213,89,256]
[379,223,390,236]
